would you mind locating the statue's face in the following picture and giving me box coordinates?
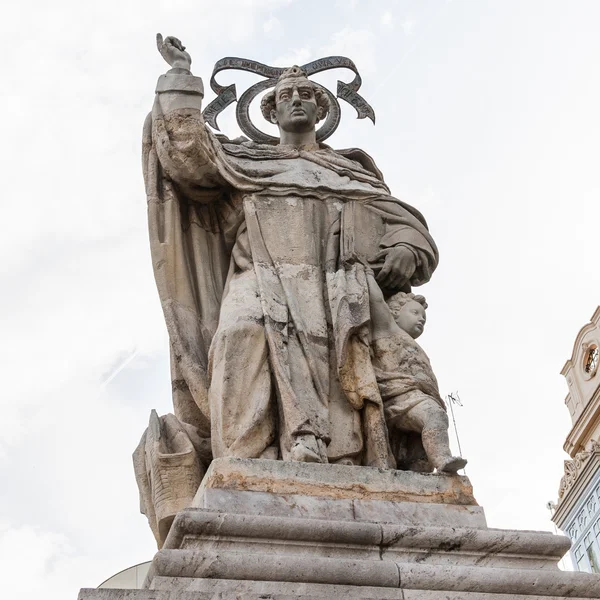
[271,76,320,134]
[396,301,427,339]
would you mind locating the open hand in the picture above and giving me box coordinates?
[374,246,417,292]
[156,33,192,70]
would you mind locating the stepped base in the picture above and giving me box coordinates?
[79,459,600,599]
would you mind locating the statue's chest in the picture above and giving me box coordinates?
[243,194,341,265]
[231,153,380,196]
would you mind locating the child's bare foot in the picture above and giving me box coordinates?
[438,456,467,473]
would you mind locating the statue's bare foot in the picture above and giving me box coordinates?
[290,434,327,463]
[438,456,467,474]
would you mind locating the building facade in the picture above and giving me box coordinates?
[552,307,600,573]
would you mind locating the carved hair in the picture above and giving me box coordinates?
[385,292,428,318]
[260,65,330,123]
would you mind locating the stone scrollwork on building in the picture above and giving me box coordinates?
[559,439,600,501]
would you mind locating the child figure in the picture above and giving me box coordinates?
[369,284,467,473]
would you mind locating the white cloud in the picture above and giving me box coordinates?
[263,16,283,37]
[272,46,313,68]
[401,17,416,35]
[381,11,394,29]
[319,27,379,74]
[334,0,359,10]
[0,523,122,600]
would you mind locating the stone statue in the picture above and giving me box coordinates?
[369,288,467,473]
[136,35,463,544]
[78,35,599,600]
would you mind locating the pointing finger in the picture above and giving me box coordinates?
[156,33,170,62]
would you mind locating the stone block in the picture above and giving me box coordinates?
[193,457,477,505]
[160,509,571,571]
[79,581,600,600]
[152,577,404,598]
[198,488,487,528]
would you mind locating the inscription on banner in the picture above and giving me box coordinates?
[202,55,376,141]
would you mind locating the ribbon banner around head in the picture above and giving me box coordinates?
[202,56,375,144]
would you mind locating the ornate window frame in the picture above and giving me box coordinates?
[582,342,599,380]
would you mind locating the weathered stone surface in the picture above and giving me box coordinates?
[80,584,402,599]
[80,503,599,599]
[193,458,477,506]
[115,507,600,598]
[161,509,568,571]
[133,411,209,548]
[79,584,600,600]
[159,576,600,600]
[154,550,400,587]
[148,549,600,597]
[198,488,487,528]
[151,576,403,598]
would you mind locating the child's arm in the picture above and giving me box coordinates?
[367,274,402,341]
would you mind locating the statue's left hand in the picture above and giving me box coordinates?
[374,246,417,291]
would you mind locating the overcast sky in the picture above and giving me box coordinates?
[2,0,599,597]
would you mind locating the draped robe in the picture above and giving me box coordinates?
[143,80,438,468]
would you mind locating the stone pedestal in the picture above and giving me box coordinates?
[79,459,600,599]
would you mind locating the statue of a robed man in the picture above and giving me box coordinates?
[136,35,471,543]
[134,35,472,545]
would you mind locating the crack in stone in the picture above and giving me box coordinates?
[395,561,403,594]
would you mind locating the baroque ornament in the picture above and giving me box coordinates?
[558,439,600,500]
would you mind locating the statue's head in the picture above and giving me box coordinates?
[260,66,330,136]
[386,292,428,339]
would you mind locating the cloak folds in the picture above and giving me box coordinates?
[143,101,438,467]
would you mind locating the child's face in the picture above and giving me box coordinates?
[395,300,427,339]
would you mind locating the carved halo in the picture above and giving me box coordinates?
[236,78,341,144]
[202,56,375,144]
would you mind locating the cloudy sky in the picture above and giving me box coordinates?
[2,0,599,596]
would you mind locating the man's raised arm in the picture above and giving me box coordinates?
[149,34,222,192]
[155,34,203,113]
